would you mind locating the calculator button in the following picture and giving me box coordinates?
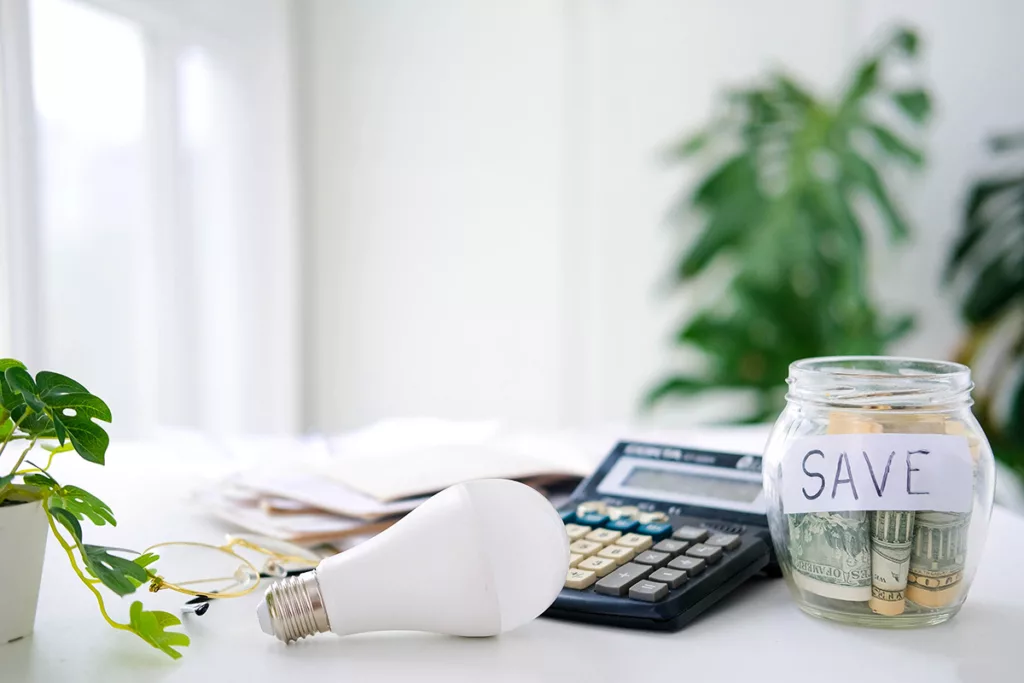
[597,545,636,566]
[609,505,640,521]
[564,524,592,541]
[585,528,622,545]
[672,526,710,543]
[560,510,576,524]
[576,501,607,517]
[569,540,603,556]
[652,539,689,555]
[634,551,671,568]
[637,511,670,524]
[685,543,724,565]
[628,580,669,602]
[577,556,617,577]
[648,568,688,589]
[576,513,610,528]
[636,523,673,541]
[594,562,652,596]
[705,533,741,550]
[565,568,597,590]
[668,555,706,575]
[606,518,639,533]
[616,533,654,551]
[569,553,584,568]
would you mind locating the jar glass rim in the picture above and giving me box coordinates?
[787,356,973,409]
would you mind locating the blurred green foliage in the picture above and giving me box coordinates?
[947,132,1024,477]
[646,26,931,422]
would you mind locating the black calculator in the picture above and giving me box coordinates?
[543,440,777,631]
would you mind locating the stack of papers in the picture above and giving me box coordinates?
[196,419,596,545]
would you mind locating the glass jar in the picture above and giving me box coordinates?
[762,356,995,628]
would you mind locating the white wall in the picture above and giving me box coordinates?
[298,0,1024,432]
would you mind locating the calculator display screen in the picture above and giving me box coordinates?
[622,467,762,503]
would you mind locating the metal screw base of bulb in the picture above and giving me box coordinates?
[263,571,331,643]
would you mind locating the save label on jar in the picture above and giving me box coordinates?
[781,434,973,514]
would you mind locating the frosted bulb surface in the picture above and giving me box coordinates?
[257,479,569,642]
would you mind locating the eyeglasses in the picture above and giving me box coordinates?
[134,534,324,616]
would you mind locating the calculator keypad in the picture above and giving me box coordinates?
[561,501,745,603]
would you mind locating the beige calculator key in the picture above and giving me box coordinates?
[569,553,584,568]
[637,511,670,524]
[576,500,607,517]
[565,568,597,589]
[564,524,592,541]
[609,505,639,520]
[585,528,622,545]
[577,556,616,577]
[597,544,636,566]
[569,540,603,556]
[617,533,654,551]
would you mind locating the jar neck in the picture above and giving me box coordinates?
[786,356,974,412]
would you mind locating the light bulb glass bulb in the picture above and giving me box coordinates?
[257,479,569,642]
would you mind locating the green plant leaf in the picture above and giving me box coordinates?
[44,393,112,422]
[83,545,147,596]
[0,360,27,412]
[962,253,1024,324]
[128,601,190,659]
[125,552,160,589]
[691,153,756,208]
[35,371,89,398]
[5,367,44,413]
[51,485,117,526]
[891,89,932,124]
[891,27,919,56]
[10,404,56,438]
[22,471,58,488]
[50,505,83,544]
[844,151,910,240]
[50,412,109,464]
[0,473,13,490]
[0,416,13,440]
[863,122,924,167]
[666,130,711,159]
[842,58,879,107]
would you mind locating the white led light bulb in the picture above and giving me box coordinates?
[256,478,569,642]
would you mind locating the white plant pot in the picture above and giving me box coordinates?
[0,499,48,644]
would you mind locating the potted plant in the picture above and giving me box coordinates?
[0,359,189,658]
[645,26,931,420]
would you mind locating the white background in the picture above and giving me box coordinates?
[298,0,1024,433]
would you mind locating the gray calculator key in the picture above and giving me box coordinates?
[648,567,688,589]
[668,555,706,576]
[705,533,741,550]
[672,526,710,543]
[629,580,669,602]
[594,562,652,596]
[634,550,671,568]
[652,539,689,555]
[685,543,723,564]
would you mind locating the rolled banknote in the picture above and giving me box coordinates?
[785,411,877,602]
[788,511,872,601]
[876,414,974,609]
[905,511,970,608]
[869,510,916,615]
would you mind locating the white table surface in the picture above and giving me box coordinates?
[2,429,1022,683]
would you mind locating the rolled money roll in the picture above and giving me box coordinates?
[788,511,872,601]
[785,411,878,602]
[869,510,915,615]
[905,511,970,608]
[875,414,973,609]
